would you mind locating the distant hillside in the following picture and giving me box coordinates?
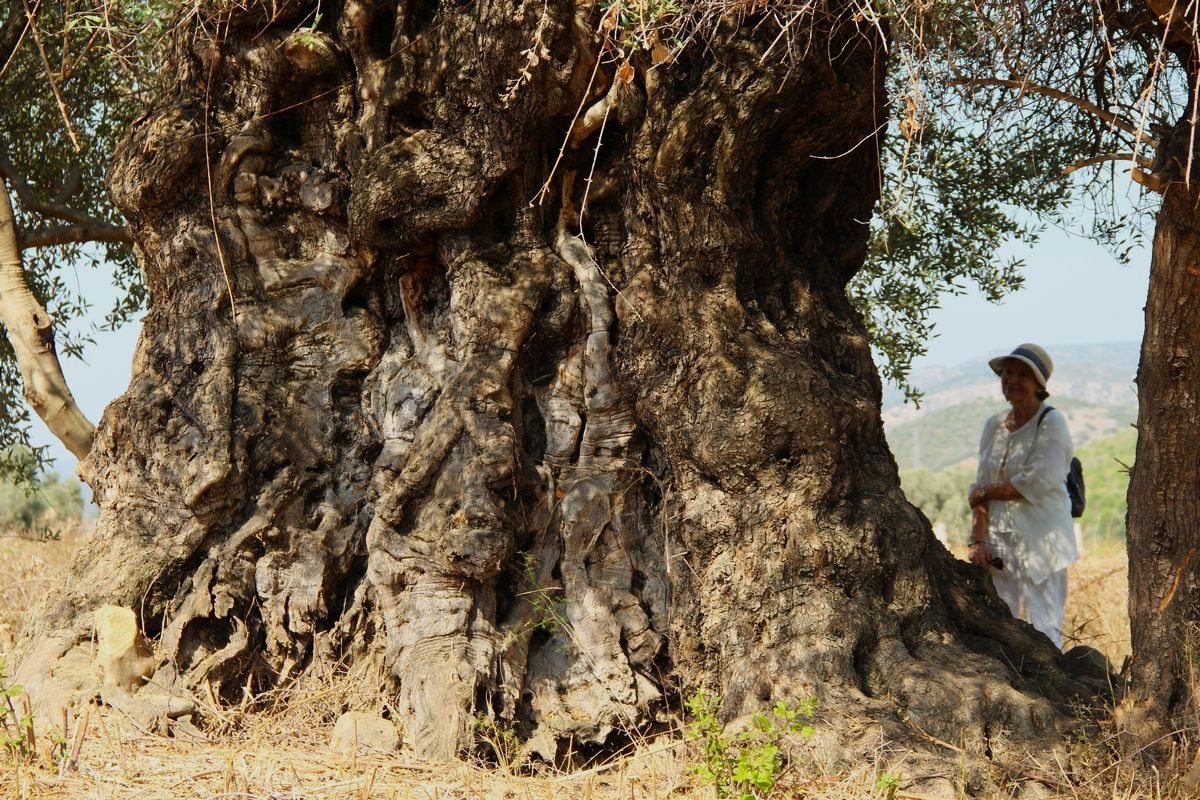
[1076,428,1136,541]
[884,342,1139,471]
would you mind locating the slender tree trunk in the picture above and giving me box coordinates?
[19,1,1087,778]
[0,178,94,458]
[1126,150,1200,736]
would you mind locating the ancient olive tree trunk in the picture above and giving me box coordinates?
[20,0,1086,771]
[1126,142,1200,735]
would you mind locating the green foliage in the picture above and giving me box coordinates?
[875,771,901,799]
[0,657,72,769]
[0,0,163,480]
[598,0,686,52]
[288,10,326,50]
[0,449,84,537]
[685,690,816,800]
[474,714,525,774]
[852,75,1091,401]
[849,0,1155,402]
[498,553,574,656]
[899,463,975,542]
[0,659,34,760]
[517,552,568,634]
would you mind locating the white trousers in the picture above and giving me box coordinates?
[992,564,1068,649]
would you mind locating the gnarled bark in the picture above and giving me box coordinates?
[19,1,1091,780]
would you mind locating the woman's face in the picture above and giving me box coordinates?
[999,359,1040,405]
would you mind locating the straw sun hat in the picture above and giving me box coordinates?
[988,343,1053,388]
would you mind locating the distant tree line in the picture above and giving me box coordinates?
[0,448,83,538]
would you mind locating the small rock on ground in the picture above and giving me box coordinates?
[329,711,399,755]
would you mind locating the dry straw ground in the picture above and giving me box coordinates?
[0,527,1180,799]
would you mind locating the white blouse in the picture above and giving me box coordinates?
[976,404,1079,584]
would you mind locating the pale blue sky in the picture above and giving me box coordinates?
[911,227,1149,370]
[24,224,1152,479]
[24,265,142,478]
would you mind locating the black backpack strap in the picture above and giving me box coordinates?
[1024,405,1054,466]
[1036,405,1054,429]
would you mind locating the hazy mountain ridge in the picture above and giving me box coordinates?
[884,342,1139,471]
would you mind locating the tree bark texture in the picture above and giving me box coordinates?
[20,0,1088,772]
[1126,138,1200,735]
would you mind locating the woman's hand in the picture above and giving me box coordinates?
[968,540,994,567]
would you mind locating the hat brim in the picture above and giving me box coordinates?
[989,354,1049,388]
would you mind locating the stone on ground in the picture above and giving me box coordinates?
[329,711,399,754]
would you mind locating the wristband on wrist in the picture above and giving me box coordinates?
[969,540,986,546]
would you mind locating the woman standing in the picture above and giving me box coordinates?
[968,343,1078,648]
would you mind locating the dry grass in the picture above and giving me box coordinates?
[1064,537,1132,671]
[0,527,79,655]
[0,529,1187,800]
[1,727,694,800]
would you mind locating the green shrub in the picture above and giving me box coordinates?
[0,449,84,538]
[685,690,816,800]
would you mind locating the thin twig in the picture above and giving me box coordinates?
[60,17,104,84]
[1187,0,1200,188]
[21,0,82,152]
[577,82,616,232]
[0,0,38,83]
[1062,153,1154,176]
[951,77,1161,150]
[63,704,89,774]
[0,690,19,740]
[59,704,68,761]
[20,693,34,755]
[59,0,70,74]
[531,16,608,207]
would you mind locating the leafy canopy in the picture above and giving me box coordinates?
[0,0,167,477]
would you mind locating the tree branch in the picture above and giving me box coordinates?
[951,77,1161,151]
[20,222,130,249]
[1130,166,1166,193]
[21,0,81,151]
[0,0,31,81]
[0,152,100,225]
[0,177,94,459]
[1062,152,1156,176]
